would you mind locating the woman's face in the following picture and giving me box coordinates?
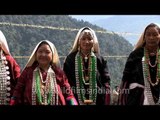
[79,30,94,52]
[145,26,160,49]
[36,43,52,67]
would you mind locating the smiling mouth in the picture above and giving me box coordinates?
[39,58,47,61]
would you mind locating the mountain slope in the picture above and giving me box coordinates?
[0,15,133,87]
[91,15,160,45]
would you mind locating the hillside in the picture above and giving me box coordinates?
[0,15,133,87]
[91,15,160,45]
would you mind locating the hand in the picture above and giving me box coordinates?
[66,96,78,105]
[10,99,15,105]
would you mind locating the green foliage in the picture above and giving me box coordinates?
[0,15,133,88]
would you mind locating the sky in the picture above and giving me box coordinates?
[70,15,160,45]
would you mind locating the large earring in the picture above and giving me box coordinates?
[78,46,80,51]
[91,47,94,52]
[91,44,94,52]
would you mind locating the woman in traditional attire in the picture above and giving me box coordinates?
[0,30,21,105]
[63,27,111,105]
[11,40,77,105]
[118,23,160,105]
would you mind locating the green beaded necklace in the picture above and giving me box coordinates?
[143,48,160,104]
[144,48,160,86]
[75,51,97,105]
[36,70,52,105]
[32,67,58,105]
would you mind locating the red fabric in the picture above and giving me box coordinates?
[12,64,76,105]
[105,83,111,105]
[2,55,21,105]
[6,55,21,81]
[10,99,15,105]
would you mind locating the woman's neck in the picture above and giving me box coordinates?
[146,46,158,56]
[38,64,50,72]
[80,50,91,56]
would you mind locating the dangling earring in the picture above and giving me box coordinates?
[91,46,94,52]
[78,46,80,51]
